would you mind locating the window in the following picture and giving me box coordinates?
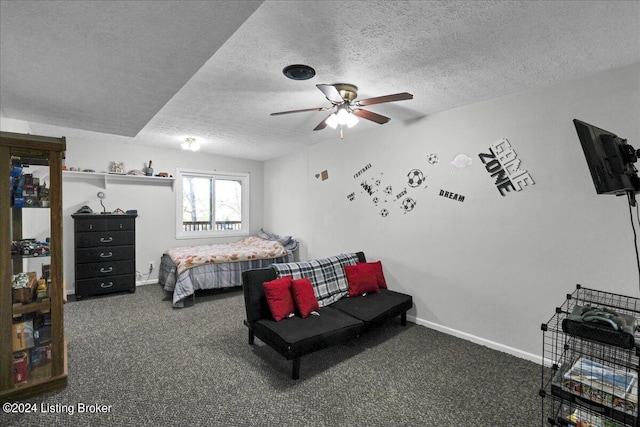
[175,168,250,239]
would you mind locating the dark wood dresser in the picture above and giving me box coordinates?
[72,213,137,299]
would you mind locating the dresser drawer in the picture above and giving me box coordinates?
[75,274,135,298]
[74,216,135,232]
[75,259,135,279]
[105,218,135,231]
[75,230,134,248]
[75,245,134,264]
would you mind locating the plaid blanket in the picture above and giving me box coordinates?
[272,253,359,307]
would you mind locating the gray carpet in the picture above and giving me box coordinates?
[2,285,541,426]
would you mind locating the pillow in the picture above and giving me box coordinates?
[358,261,387,289]
[344,264,380,297]
[263,276,295,321]
[291,278,319,318]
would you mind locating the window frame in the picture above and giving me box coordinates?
[175,168,250,239]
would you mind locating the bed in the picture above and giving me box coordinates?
[159,233,296,308]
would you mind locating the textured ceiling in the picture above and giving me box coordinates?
[1,0,639,161]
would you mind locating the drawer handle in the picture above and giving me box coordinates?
[100,267,113,273]
[100,282,114,288]
[100,237,113,243]
[100,252,113,258]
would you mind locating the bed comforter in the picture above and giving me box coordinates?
[161,236,292,307]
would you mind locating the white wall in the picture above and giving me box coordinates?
[263,63,640,361]
[0,120,264,295]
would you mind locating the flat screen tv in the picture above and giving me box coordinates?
[573,119,640,196]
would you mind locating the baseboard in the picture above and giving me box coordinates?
[135,279,158,287]
[408,314,546,366]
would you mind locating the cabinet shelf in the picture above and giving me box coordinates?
[63,170,174,189]
[12,300,51,316]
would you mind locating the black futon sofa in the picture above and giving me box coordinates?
[241,252,413,379]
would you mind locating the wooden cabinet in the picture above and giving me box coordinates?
[0,131,67,401]
[72,214,137,299]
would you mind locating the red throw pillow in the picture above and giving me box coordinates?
[358,261,387,289]
[263,276,295,321]
[291,278,319,318]
[344,264,380,297]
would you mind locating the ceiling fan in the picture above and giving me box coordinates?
[270,83,413,137]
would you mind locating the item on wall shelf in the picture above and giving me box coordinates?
[145,160,153,176]
[110,161,125,174]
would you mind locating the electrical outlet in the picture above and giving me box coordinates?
[149,261,154,273]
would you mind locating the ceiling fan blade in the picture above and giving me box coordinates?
[354,92,413,107]
[313,113,334,131]
[353,108,391,124]
[270,107,328,116]
[316,84,344,104]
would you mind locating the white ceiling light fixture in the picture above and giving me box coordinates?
[325,105,359,137]
[181,137,200,151]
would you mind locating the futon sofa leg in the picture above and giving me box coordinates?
[401,312,407,326]
[292,358,300,380]
[248,329,255,345]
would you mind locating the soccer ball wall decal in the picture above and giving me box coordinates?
[380,208,389,217]
[407,169,425,187]
[401,197,416,212]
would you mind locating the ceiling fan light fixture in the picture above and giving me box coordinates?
[346,113,359,128]
[336,108,350,125]
[325,113,339,129]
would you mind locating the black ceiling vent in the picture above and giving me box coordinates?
[282,64,316,80]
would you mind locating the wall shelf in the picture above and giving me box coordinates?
[63,171,174,189]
